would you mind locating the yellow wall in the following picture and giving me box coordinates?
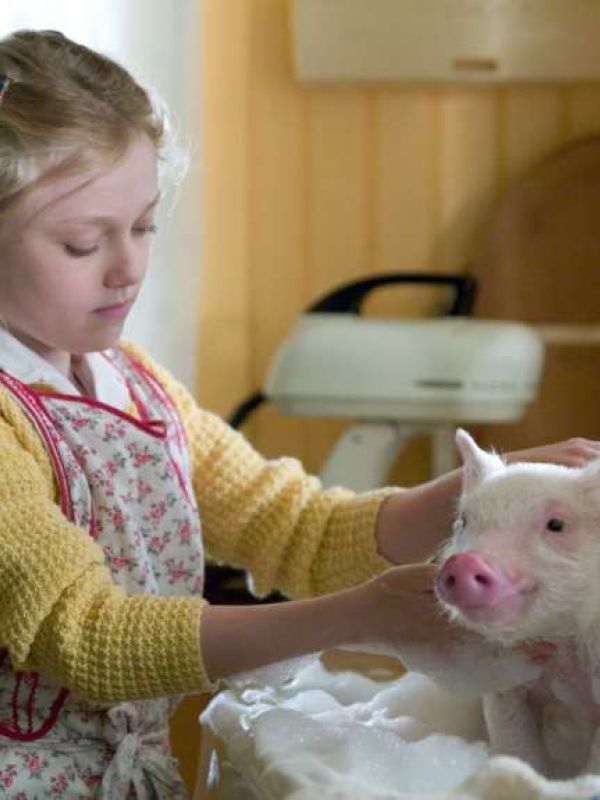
[198,0,600,480]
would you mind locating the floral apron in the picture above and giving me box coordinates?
[0,348,204,798]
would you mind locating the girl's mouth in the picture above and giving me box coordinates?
[93,300,133,319]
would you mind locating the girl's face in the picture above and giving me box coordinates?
[0,135,159,371]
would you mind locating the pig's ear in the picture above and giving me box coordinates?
[455,428,503,492]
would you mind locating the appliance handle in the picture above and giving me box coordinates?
[228,272,477,428]
[306,272,477,316]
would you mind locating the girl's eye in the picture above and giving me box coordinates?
[132,223,157,237]
[546,517,565,532]
[64,244,99,258]
[62,224,156,256]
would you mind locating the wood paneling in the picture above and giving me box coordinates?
[197,0,253,411]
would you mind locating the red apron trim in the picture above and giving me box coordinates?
[0,371,74,740]
[0,372,74,520]
[104,350,194,505]
[26,673,38,733]
[11,673,20,731]
[0,689,70,743]
[29,388,168,440]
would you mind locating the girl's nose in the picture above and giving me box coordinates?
[104,243,145,288]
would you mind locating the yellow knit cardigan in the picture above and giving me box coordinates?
[0,343,392,703]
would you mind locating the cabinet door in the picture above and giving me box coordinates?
[293,0,600,83]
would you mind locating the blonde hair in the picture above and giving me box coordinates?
[0,29,174,217]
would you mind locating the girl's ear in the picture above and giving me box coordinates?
[455,428,504,492]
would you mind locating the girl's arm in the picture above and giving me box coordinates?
[200,562,444,681]
[0,379,442,699]
[122,342,395,598]
[0,409,211,702]
[375,437,600,564]
[125,342,600,596]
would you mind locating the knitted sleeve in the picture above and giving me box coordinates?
[0,390,212,702]
[122,343,397,599]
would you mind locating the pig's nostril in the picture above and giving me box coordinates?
[445,575,456,587]
[474,573,490,586]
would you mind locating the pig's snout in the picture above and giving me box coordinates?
[436,552,504,609]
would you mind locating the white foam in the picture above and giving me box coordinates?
[200,652,600,799]
[201,655,488,799]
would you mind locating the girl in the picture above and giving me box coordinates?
[0,29,596,799]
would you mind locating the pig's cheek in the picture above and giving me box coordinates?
[540,529,580,555]
[451,525,482,553]
[435,536,469,565]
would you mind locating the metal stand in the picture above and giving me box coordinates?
[320,421,457,491]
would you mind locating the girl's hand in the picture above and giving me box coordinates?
[376,437,600,566]
[358,563,467,646]
[202,563,463,680]
[359,566,558,665]
[505,437,600,469]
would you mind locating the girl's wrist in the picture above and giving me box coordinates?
[375,470,463,564]
[200,584,371,681]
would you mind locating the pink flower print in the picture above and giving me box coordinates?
[51,773,69,795]
[127,442,156,467]
[136,479,153,501]
[102,420,127,442]
[166,559,192,584]
[148,535,168,554]
[109,507,127,528]
[179,520,192,544]
[24,753,42,776]
[111,555,133,571]
[105,459,119,477]
[81,768,102,788]
[136,452,155,466]
[100,452,126,479]
[91,466,117,498]
[72,416,91,430]
[73,443,92,461]
[103,545,132,572]
[64,462,83,482]
[149,500,167,522]
[0,764,17,788]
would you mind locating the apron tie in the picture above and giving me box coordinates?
[101,703,187,799]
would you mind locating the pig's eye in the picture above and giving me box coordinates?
[546,517,565,532]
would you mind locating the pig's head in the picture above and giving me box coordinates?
[435,429,600,647]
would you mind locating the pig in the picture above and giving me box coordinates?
[434,429,600,779]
